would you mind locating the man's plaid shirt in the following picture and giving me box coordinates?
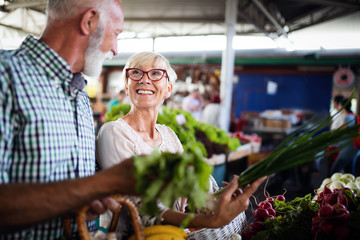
[0,35,96,239]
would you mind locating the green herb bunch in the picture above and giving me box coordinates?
[133,148,213,217]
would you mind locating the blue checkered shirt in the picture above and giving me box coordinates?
[0,35,96,239]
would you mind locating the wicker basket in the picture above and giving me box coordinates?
[64,195,144,240]
[187,212,247,240]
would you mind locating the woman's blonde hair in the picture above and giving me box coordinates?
[122,52,177,86]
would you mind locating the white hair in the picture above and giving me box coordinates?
[46,0,117,23]
[122,52,178,86]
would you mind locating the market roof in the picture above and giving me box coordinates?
[0,0,359,38]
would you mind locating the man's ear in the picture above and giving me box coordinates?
[80,8,99,35]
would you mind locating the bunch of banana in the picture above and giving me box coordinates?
[129,225,188,240]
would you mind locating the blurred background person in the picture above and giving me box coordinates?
[330,94,345,130]
[182,88,204,121]
[201,94,221,128]
[330,98,358,175]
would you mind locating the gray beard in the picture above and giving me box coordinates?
[82,21,113,78]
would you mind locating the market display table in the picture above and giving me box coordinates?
[243,125,300,150]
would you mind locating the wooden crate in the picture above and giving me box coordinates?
[260,118,291,130]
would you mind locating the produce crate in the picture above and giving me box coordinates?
[247,152,269,165]
[260,117,292,130]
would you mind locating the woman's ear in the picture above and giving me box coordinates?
[165,83,173,99]
[80,8,99,36]
[125,84,129,96]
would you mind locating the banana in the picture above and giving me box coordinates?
[129,225,188,240]
[145,232,185,240]
[142,225,188,238]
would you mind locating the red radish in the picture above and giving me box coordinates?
[267,208,276,216]
[312,215,320,225]
[318,220,333,234]
[324,192,338,205]
[242,230,254,240]
[332,203,347,211]
[311,225,319,235]
[266,197,274,205]
[333,225,350,240]
[254,208,270,221]
[337,194,350,208]
[259,201,272,209]
[323,185,333,195]
[250,221,264,231]
[333,208,350,223]
[276,195,285,201]
[319,204,334,218]
[264,215,274,220]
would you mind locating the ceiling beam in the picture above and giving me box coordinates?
[2,1,46,11]
[251,0,288,37]
[123,17,225,23]
[0,22,39,36]
[237,9,272,37]
[287,0,360,9]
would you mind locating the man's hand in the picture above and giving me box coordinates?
[86,197,120,221]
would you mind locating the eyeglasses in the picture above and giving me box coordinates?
[126,68,168,82]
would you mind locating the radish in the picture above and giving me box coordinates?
[318,220,333,234]
[242,230,254,240]
[342,173,355,181]
[332,202,347,211]
[250,220,264,231]
[329,180,345,190]
[323,192,338,205]
[267,208,276,216]
[319,204,334,218]
[333,225,350,240]
[355,176,360,184]
[333,208,350,223]
[320,178,332,188]
[259,201,272,209]
[330,173,342,181]
[265,215,275,220]
[337,194,350,208]
[338,177,351,185]
[276,195,286,201]
[254,208,270,221]
[312,215,320,225]
[266,197,274,205]
[346,182,360,196]
[311,225,319,235]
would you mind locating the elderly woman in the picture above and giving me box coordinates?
[96,52,264,238]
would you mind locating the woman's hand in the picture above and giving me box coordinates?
[208,176,266,228]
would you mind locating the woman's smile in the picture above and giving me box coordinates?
[136,89,154,95]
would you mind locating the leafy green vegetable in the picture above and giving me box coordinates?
[104,103,131,122]
[157,106,241,155]
[133,149,213,218]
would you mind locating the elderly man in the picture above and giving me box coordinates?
[0,1,264,239]
[0,1,138,239]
